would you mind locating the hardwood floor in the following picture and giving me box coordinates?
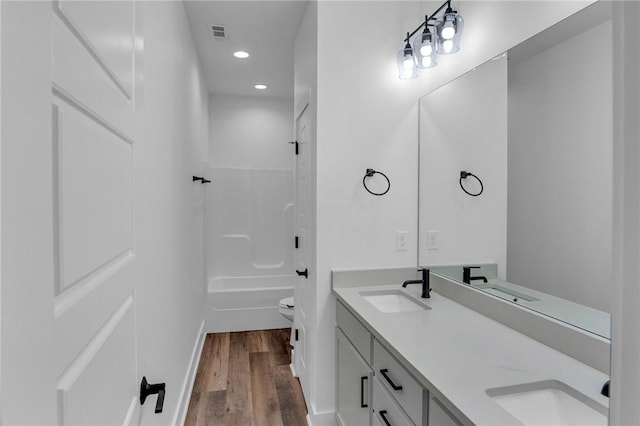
[185,329,308,426]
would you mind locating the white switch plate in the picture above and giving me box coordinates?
[396,231,409,251]
[427,231,439,250]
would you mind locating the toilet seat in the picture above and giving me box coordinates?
[278,297,294,321]
[279,296,294,309]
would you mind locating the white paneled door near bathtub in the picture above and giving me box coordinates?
[2,1,147,424]
[293,103,313,400]
[53,1,144,424]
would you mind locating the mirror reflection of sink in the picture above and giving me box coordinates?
[473,282,540,302]
[486,380,607,426]
[359,290,431,313]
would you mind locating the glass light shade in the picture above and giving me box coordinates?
[436,10,463,55]
[413,29,438,69]
[397,45,417,79]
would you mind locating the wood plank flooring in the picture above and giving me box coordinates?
[185,329,308,426]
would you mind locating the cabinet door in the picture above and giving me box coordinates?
[336,329,372,426]
[428,395,461,426]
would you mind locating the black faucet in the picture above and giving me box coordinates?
[462,266,488,285]
[402,268,431,298]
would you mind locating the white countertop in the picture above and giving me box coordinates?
[333,283,610,425]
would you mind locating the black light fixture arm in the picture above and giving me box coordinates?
[403,0,452,42]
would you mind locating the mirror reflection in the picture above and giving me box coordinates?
[418,1,612,339]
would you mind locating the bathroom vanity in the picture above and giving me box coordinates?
[332,268,610,426]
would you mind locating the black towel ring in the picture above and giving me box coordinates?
[363,168,390,196]
[459,171,483,197]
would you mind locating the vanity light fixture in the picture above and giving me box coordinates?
[254,84,268,90]
[397,34,418,79]
[414,23,437,69]
[436,4,463,55]
[396,0,463,79]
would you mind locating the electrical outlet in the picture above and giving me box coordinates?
[427,231,439,250]
[396,231,409,251]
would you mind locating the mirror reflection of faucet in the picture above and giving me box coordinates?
[463,266,488,285]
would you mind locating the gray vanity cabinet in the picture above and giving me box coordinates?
[336,300,461,426]
[336,301,373,426]
[336,328,372,426]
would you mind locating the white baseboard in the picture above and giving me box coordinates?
[306,408,337,426]
[172,320,205,426]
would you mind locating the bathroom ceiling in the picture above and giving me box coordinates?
[183,1,308,99]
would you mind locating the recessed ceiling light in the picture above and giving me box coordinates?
[254,84,268,90]
[234,51,249,59]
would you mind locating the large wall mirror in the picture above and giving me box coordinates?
[418,1,612,339]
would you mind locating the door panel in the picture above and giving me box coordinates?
[52,11,134,138]
[55,99,134,291]
[57,295,137,426]
[56,1,135,99]
[52,2,142,425]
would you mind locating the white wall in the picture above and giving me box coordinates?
[419,58,507,275]
[507,20,612,313]
[208,94,293,169]
[136,2,209,423]
[314,1,421,419]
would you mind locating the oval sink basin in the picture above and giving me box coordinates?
[486,380,607,426]
[359,290,431,313]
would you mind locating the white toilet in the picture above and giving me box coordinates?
[278,296,294,322]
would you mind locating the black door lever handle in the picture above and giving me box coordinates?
[140,377,166,413]
[296,268,308,278]
[193,176,203,182]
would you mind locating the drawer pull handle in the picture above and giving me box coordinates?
[360,376,368,408]
[379,368,403,391]
[379,410,392,426]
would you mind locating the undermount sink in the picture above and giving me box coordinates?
[486,380,607,426]
[359,290,431,313]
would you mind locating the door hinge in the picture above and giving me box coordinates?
[295,236,299,249]
[289,140,299,155]
[295,329,299,341]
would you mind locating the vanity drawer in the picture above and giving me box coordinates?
[373,339,424,425]
[372,377,415,426]
[336,301,372,362]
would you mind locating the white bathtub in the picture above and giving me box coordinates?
[205,275,294,332]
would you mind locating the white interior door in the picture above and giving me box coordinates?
[2,1,146,423]
[52,1,144,424]
[293,104,313,399]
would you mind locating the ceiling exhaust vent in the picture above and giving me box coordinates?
[211,24,228,41]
